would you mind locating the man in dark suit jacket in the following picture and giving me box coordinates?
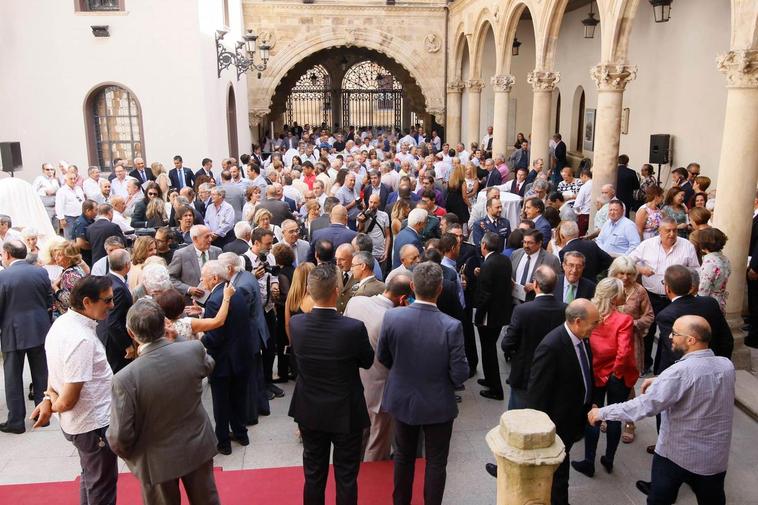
[553,134,567,173]
[168,155,195,191]
[0,240,51,433]
[553,251,597,303]
[615,155,640,218]
[391,208,426,269]
[309,206,358,262]
[128,158,155,184]
[655,265,733,374]
[747,237,758,348]
[502,266,566,409]
[377,261,469,505]
[257,186,294,226]
[96,250,133,374]
[200,261,256,454]
[86,204,126,265]
[288,263,374,505]
[108,299,220,504]
[471,197,511,250]
[528,299,599,505]
[195,158,215,183]
[362,172,390,211]
[474,232,513,401]
[559,224,612,281]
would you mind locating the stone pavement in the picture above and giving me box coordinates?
[1,347,757,505]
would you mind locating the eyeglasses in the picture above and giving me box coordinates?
[97,296,114,304]
[671,330,693,339]
[147,192,159,197]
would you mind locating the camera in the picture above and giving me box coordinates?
[359,208,376,221]
[257,252,275,274]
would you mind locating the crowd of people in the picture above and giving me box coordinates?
[0,120,753,505]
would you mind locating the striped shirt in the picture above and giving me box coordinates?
[629,236,699,295]
[597,349,735,475]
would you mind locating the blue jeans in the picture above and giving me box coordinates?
[648,453,726,505]
[582,375,630,464]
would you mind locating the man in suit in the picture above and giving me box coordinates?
[481,158,502,188]
[474,232,513,401]
[96,249,134,374]
[747,234,758,348]
[128,157,155,184]
[169,155,195,191]
[344,274,413,461]
[281,219,310,265]
[559,221,612,281]
[257,185,294,226]
[528,299,600,505]
[223,221,252,256]
[501,166,528,197]
[309,205,358,263]
[86,203,126,265]
[377,262,469,505]
[672,166,695,205]
[553,133,567,175]
[336,243,358,313]
[523,197,552,248]
[362,170,390,211]
[616,154,640,217]
[471,197,511,250]
[108,299,220,504]
[391,208,426,269]
[288,263,374,505]
[553,251,597,303]
[350,251,385,298]
[200,261,255,455]
[511,229,562,302]
[309,197,340,238]
[195,157,215,182]
[218,170,246,222]
[0,240,51,433]
[167,225,222,298]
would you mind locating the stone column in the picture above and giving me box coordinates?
[588,64,637,223]
[486,409,565,505]
[491,74,515,158]
[713,49,758,370]
[249,109,269,146]
[527,70,560,174]
[466,79,485,147]
[446,80,465,145]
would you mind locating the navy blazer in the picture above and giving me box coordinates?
[559,238,612,281]
[363,183,391,211]
[201,284,255,378]
[288,308,374,433]
[474,252,513,328]
[377,303,469,425]
[168,167,195,190]
[391,226,423,269]
[309,224,357,262]
[471,216,511,251]
[231,270,270,352]
[482,169,502,188]
[553,274,597,303]
[96,273,133,373]
[0,261,52,352]
[533,215,552,249]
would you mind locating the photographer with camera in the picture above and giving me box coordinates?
[335,172,363,230]
[357,193,391,273]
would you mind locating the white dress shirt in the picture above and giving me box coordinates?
[629,236,700,295]
[82,177,103,201]
[55,184,86,219]
[110,177,129,198]
[515,250,539,284]
[573,179,593,215]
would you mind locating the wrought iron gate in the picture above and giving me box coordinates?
[286,65,332,128]
[341,89,402,132]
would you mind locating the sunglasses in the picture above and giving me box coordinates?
[97,296,114,304]
[147,192,159,196]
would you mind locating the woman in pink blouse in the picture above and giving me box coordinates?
[571,278,637,477]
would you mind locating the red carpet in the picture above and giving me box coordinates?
[0,460,427,504]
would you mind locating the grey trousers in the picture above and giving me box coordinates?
[141,459,220,505]
[63,426,118,505]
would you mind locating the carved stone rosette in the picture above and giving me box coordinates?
[527,70,560,91]
[491,74,515,93]
[590,64,638,91]
[466,79,485,92]
[447,80,465,94]
[717,50,758,89]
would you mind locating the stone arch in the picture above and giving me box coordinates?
[496,1,537,74]
[541,0,572,70]
[471,13,499,78]
[597,0,641,64]
[452,29,470,81]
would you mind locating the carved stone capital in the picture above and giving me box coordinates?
[466,79,485,92]
[447,80,465,94]
[491,74,515,93]
[249,109,269,124]
[717,50,758,88]
[427,107,445,119]
[590,64,637,91]
[527,70,560,91]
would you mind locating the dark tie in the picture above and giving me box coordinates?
[177,170,184,189]
[512,181,519,194]
[343,272,350,286]
[519,254,531,285]
[139,170,146,183]
[487,137,493,151]
[201,251,207,265]
[576,341,592,404]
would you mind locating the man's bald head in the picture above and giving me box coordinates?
[330,205,348,224]
[266,185,277,198]
[335,243,355,273]
[565,299,601,339]
[675,315,712,345]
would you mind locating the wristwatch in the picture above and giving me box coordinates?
[43,394,53,403]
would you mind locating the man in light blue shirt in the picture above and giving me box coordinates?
[205,187,235,247]
[595,200,640,256]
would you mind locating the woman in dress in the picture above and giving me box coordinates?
[445,162,470,225]
[635,185,664,240]
[272,243,296,382]
[52,241,87,315]
[661,187,689,238]
[150,162,171,197]
[284,262,316,344]
[692,192,708,208]
[514,132,526,150]
[22,228,41,264]
[330,169,349,197]
[697,227,731,314]
[571,278,636,477]
[638,164,657,197]
[155,285,236,341]
[128,236,158,292]
[253,208,282,243]
[610,256,654,443]
[462,162,479,209]
[243,185,262,222]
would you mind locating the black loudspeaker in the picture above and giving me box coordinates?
[649,134,671,164]
[0,142,22,175]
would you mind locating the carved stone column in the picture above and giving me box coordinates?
[588,63,637,225]
[446,80,465,145]
[714,49,758,370]
[466,79,485,147]
[491,74,515,158]
[527,70,560,175]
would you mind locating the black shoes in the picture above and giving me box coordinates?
[217,442,232,456]
[476,379,488,387]
[570,459,595,477]
[485,463,497,478]
[268,384,285,398]
[229,432,250,446]
[599,455,613,474]
[0,422,25,434]
[636,480,651,496]
[479,390,504,401]
[646,444,656,455]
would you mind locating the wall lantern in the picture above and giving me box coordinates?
[512,37,522,56]
[649,0,672,23]
[215,29,270,80]
[582,2,599,39]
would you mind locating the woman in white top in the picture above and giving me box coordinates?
[253,208,283,243]
[32,163,60,220]
[155,285,236,341]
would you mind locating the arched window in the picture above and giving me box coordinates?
[85,84,144,170]
[573,87,586,153]
[227,86,239,159]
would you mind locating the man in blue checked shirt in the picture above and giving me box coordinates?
[595,199,640,256]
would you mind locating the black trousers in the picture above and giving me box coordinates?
[299,425,363,505]
[274,304,290,380]
[209,372,249,445]
[392,419,454,505]
[246,352,270,424]
[462,307,478,374]
[582,376,630,464]
[63,426,118,505]
[477,325,503,394]
[2,345,47,429]
[648,453,726,505]
[262,310,277,383]
[645,291,670,372]
[552,440,574,505]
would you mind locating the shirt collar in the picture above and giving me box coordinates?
[358,275,375,286]
[678,348,714,361]
[564,323,583,346]
[313,305,337,311]
[413,300,436,307]
[111,271,126,284]
[68,309,100,330]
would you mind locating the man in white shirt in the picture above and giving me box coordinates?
[32,275,119,504]
[398,129,418,149]
[572,169,593,236]
[83,166,103,202]
[109,164,129,198]
[481,126,494,158]
[55,171,86,240]
[108,196,134,235]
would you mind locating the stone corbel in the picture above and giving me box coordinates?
[717,50,758,89]
[466,79,485,93]
[491,74,515,93]
[249,109,269,125]
[590,64,637,91]
[447,80,465,94]
[527,70,560,92]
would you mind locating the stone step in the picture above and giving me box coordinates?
[735,370,758,422]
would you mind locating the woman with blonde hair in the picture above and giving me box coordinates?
[150,161,170,197]
[284,262,316,341]
[128,236,157,291]
[571,277,636,477]
[252,207,283,243]
[51,240,87,314]
[445,162,470,225]
[146,198,168,228]
[243,185,262,222]
[609,255,654,442]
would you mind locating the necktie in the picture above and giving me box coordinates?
[566,283,576,303]
[576,341,592,404]
[512,181,519,195]
[343,272,350,286]
[140,170,145,183]
[519,254,532,285]
[177,170,184,189]
[201,251,207,265]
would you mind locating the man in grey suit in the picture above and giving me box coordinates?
[0,240,52,433]
[281,219,310,265]
[167,225,221,298]
[219,169,246,222]
[108,299,220,505]
[377,262,469,505]
[510,228,561,302]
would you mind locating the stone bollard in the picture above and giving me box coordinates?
[485,409,566,505]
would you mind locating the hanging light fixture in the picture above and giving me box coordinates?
[582,2,599,39]
[649,0,672,23]
[512,37,522,56]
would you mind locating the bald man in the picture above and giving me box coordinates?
[309,205,357,262]
[256,184,294,225]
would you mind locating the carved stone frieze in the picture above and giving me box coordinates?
[527,70,560,91]
[717,50,758,88]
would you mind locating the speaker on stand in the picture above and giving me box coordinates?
[649,134,671,187]
[0,142,23,177]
